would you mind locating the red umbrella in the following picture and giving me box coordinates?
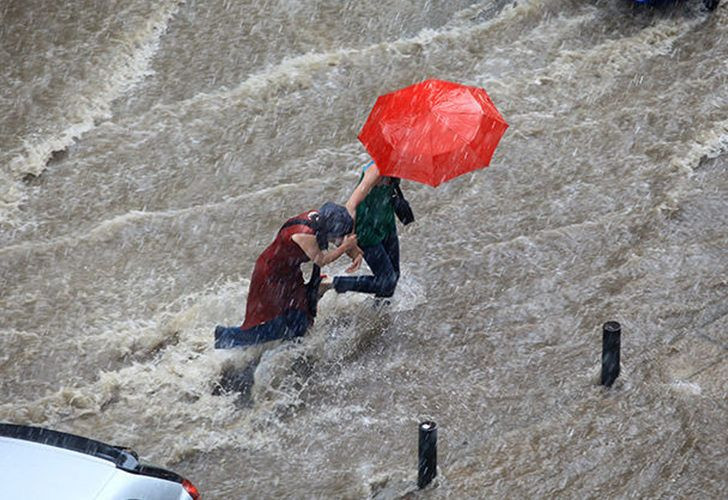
[358,79,508,187]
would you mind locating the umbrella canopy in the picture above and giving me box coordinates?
[358,79,508,187]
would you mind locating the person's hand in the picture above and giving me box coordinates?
[345,252,363,273]
[341,233,357,250]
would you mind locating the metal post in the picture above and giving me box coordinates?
[601,321,621,387]
[417,421,437,489]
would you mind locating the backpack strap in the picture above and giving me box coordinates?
[389,178,415,225]
[280,217,317,231]
[390,177,404,198]
[280,212,327,250]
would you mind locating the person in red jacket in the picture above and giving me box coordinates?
[214,202,359,349]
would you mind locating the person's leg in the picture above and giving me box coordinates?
[214,317,288,349]
[214,319,283,349]
[215,310,310,349]
[377,229,400,297]
[215,325,245,349]
[333,237,397,297]
[281,309,310,340]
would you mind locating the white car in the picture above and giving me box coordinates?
[0,423,200,500]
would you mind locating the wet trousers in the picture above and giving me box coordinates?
[214,309,309,349]
[333,229,400,298]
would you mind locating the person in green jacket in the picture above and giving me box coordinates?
[323,160,400,298]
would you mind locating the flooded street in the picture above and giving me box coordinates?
[1,0,726,497]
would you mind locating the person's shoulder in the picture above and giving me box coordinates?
[363,162,381,180]
[362,160,376,173]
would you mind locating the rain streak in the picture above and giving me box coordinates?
[1,0,726,498]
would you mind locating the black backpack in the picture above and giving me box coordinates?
[390,178,415,225]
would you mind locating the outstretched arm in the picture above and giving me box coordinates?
[345,164,381,219]
[345,245,363,273]
[292,233,358,267]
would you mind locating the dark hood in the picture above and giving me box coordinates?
[316,202,354,249]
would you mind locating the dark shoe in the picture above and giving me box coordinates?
[372,297,392,309]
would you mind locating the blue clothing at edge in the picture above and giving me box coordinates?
[214,309,309,349]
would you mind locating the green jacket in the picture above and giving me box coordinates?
[355,165,396,247]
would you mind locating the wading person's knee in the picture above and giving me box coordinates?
[378,272,398,297]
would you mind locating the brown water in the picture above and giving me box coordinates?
[1,0,727,498]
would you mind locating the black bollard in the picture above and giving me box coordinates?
[417,421,437,489]
[600,321,621,387]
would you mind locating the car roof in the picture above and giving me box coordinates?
[0,423,139,470]
[0,435,122,499]
[0,423,193,500]
[0,423,187,485]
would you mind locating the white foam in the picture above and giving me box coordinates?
[139,0,526,118]
[669,380,702,396]
[0,180,307,257]
[1,0,184,226]
[658,118,728,214]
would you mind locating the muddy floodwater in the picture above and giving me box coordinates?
[1,0,726,498]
